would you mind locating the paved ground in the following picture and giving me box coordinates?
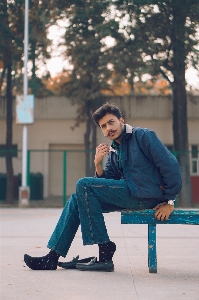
[0,208,199,300]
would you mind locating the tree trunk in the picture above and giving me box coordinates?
[84,101,91,177]
[90,120,97,176]
[30,42,37,95]
[172,77,192,207]
[5,63,14,204]
[84,101,98,176]
[172,2,192,207]
[0,68,6,92]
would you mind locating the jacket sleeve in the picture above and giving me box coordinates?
[135,128,182,200]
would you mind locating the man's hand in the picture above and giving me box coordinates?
[153,203,174,221]
[94,143,109,177]
[94,143,109,166]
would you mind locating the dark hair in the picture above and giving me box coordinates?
[92,103,123,125]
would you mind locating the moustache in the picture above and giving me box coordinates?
[107,130,116,137]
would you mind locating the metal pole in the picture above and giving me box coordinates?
[22,125,28,186]
[19,0,29,206]
[22,0,29,187]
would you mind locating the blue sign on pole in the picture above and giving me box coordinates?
[16,94,34,124]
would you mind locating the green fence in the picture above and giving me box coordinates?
[0,149,95,206]
[0,148,199,206]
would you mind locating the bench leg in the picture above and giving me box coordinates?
[148,224,157,273]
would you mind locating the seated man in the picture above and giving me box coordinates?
[24,103,182,271]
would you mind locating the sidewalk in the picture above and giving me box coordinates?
[0,196,64,208]
[0,208,199,300]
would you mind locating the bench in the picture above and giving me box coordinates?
[121,209,199,273]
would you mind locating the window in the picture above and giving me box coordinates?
[191,145,199,175]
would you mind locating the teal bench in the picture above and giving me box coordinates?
[121,209,199,273]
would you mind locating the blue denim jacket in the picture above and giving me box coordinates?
[97,125,182,201]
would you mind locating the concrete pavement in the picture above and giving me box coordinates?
[0,208,199,300]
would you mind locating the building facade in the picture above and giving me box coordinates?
[0,95,199,202]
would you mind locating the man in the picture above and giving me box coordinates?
[24,103,182,272]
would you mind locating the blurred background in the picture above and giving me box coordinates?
[0,0,199,207]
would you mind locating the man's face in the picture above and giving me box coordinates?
[98,114,125,143]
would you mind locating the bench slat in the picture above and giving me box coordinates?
[121,209,199,225]
[121,208,199,273]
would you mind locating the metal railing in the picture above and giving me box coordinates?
[0,149,198,206]
[0,149,95,206]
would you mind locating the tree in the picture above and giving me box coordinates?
[43,71,71,95]
[102,73,171,95]
[0,0,60,203]
[0,0,20,204]
[28,0,57,96]
[113,0,199,206]
[61,0,114,176]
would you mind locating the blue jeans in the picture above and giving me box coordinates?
[47,177,161,257]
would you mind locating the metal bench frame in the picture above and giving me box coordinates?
[121,209,199,273]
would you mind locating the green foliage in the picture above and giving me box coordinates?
[112,0,199,84]
[62,0,112,107]
[0,0,61,96]
[60,0,199,97]
[59,0,199,200]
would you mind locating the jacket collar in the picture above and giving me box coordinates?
[122,124,133,140]
[109,124,133,152]
[125,124,133,133]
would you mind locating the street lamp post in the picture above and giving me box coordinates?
[18,0,30,206]
[22,0,29,188]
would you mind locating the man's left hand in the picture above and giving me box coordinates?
[153,203,174,221]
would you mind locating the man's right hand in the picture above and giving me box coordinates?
[94,143,109,176]
[153,203,174,221]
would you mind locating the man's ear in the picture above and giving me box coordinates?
[119,117,125,124]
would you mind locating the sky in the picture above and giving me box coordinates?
[42,24,199,90]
